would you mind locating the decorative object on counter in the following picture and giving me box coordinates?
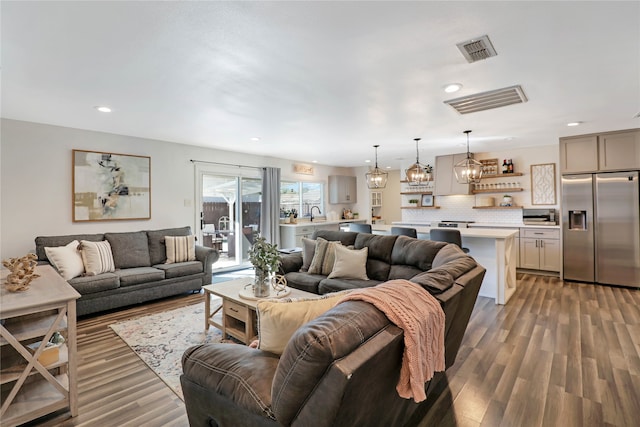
[421,194,434,207]
[2,253,40,292]
[531,163,557,205]
[342,208,354,219]
[248,236,281,297]
[365,145,388,189]
[501,195,513,206]
[454,130,483,184]
[405,138,433,186]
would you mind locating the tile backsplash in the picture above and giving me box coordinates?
[402,195,523,224]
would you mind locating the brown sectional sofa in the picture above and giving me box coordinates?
[35,226,219,316]
[181,230,485,426]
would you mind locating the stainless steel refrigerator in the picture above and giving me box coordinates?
[562,171,640,288]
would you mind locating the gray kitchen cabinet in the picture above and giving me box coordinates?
[280,223,340,248]
[329,175,357,204]
[598,130,640,171]
[519,228,560,272]
[560,129,640,174]
[559,135,598,174]
[434,153,472,196]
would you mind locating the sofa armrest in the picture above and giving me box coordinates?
[195,245,219,284]
[182,343,280,419]
[278,253,303,274]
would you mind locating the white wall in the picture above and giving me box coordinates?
[0,119,356,257]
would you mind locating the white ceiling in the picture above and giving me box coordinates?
[2,1,639,168]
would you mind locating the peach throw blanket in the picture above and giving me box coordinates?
[337,279,445,402]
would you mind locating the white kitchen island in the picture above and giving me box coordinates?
[372,224,518,305]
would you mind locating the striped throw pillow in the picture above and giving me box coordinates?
[165,235,196,263]
[80,240,115,276]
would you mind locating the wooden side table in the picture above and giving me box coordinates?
[0,265,80,427]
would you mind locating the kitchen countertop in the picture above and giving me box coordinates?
[373,224,518,238]
[280,219,364,228]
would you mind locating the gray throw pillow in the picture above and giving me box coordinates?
[105,231,151,269]
[301,237,316,272]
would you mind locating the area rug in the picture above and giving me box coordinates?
[109,302,224,400]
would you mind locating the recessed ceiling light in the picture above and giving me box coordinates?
[311,160,318,163]
[94,106,111,113]
[444,83,463,93]
[386,166,392,169]
[250,137,261,141]
[365,160,371,163]
[567,122,582,126]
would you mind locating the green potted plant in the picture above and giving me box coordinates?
[248,236,281,297]
[409,198,419,206]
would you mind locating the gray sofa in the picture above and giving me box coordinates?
[35,226,219,316]
[181,230,486,426]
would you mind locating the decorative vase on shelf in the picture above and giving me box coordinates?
[253,267,270,298]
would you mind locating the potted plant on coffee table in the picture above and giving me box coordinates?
[248,236,281,297]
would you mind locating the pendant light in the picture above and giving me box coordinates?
[405,138,431,186]
[365,145,388,189]
[454,130,483,184]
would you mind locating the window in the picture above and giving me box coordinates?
[280,181,324,218]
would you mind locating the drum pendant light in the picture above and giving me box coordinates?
[454,130,483,184]
[405,138,431,186]
[365,145,388,189]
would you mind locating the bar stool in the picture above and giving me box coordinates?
[349,223,372,233]
[429,229,470,253]
[390,227,417,238]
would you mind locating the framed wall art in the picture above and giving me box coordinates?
[72,150,151,221]
[531,163,556,205]
[421,194,434,207]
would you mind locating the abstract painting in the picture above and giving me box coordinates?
[73,150,151,221]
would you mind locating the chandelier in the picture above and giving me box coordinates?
[365,145,388,189]
[405,138,432,186]
[454,130,483,184]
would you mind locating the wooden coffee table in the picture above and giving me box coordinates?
[203,278,316,345]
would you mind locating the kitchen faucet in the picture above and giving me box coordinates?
[310,206,321,222]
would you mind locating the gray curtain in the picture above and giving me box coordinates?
[260,167,281,246]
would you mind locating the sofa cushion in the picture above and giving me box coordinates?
[68,272,119,294]
[153,261,203,279]
[283,272,326,294]
[354,234,397,281]
[318,277,383,294]
[146,226,192,265]
[44,240,85,280]
[256,290,352,355]
[165,235,196,263]
[327,245,369,280]
[410,269,455,294]
[389,237,447,279]
[105,231,151,269]
[115,267,164,287]
[80,240,116,276]
[35,233,104,262]
[312,230,358,246]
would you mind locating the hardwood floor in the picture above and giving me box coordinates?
[27,274,640,427]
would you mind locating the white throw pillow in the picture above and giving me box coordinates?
[165,235,196,263]
[80,240,115,276]
[256,290,352,355]
[44,240,85,280]
[327,245,369,280]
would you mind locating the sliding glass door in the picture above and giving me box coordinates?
[198,171,261,271]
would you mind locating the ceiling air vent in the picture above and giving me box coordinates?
[444,85,528,115]
[457,35,497,63]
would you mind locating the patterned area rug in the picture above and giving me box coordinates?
[109,302,224,400]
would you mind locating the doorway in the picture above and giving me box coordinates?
[198,170,261,271]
